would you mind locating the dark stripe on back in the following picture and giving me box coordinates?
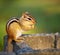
[6,17,19,31]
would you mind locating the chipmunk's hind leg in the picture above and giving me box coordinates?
[7,38,13,52]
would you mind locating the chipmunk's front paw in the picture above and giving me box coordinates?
[16,37,25,43]
[17,37,25,40]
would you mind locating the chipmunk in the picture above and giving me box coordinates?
[6,12,36,52]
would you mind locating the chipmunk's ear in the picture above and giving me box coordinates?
[25,12,29,15]
[21,13,26,18]
[22,12,29,18]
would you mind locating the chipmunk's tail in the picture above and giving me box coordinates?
[6,38,13,52]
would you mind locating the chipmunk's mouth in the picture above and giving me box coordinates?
[29,24,34,28]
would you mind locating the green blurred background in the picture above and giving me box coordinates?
[0,0,60,51]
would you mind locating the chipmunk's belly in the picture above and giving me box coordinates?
[16,30,22,39]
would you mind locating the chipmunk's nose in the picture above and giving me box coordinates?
[32,20,36,24]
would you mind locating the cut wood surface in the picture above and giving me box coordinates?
[3,33,60,55]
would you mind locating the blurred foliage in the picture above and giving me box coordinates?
[0,0,60,51]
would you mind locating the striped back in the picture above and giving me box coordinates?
[6,17,19,31]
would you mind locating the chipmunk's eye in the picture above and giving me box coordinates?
[27,18,31,20]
